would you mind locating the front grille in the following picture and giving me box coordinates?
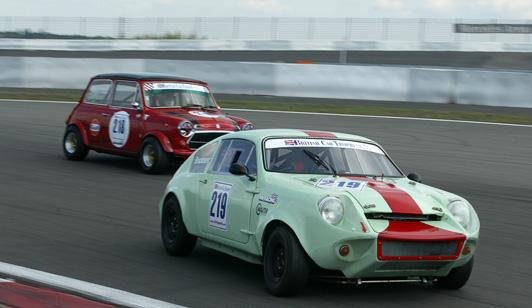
[380,240,460,260]
[378,261,449,271]
[365,213,442,221]
[188,131,230,149]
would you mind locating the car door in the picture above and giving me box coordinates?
[78,79,113,149]
[101,80,144,154]
[197,138,258,244]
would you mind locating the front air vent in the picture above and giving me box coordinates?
[365,213,442,221]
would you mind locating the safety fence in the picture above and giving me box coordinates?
[2,16,532,43]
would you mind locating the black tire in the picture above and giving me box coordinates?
[62,126,89,161]
[263,226,309,296]
[161,195,197,256]
[139,137,170,174]
[434,257,474,289]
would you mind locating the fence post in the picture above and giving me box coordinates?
[194,17,202,38]
[418,18,426,43]
[491,18,497,42]
[382,18,389,40]
[307,17,315,40]
[117,17,125,38]
[270,17,278,40]
[344,17,352,40]
[232,17,240,39]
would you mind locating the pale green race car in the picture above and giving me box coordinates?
[159,129,479,296]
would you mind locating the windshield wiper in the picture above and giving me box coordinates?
[302,149,337,177]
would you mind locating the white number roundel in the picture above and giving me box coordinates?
[109,111,130,148]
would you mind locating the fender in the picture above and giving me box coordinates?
[68,120,89,146]
[144,131,174,153]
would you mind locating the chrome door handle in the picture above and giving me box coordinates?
[199,179,208,184]
[101,113,110,117]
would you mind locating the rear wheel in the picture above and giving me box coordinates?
[263,226,309,296]
[63,126,88,161]
[161,195,197,256]
[434,257,474,289]
[139,137,170,174]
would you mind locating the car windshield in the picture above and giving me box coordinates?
[264,138,403,177]
[143,81,218,108]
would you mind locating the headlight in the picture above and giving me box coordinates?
[318,196,344,225]
[448,200,471,229]
[240,123,255,131]
[178,120,194,137]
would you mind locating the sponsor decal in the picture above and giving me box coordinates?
[108,111,130,148]
[209,182,232,230]
[89,119,100,137]
[265,138,384,154]
[316,177,366,192]
[256,204,269,215]
[144,82,209,93]
[188,110,221,118]
[258,193,279,204]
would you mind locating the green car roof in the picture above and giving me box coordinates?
[221,128,376,144]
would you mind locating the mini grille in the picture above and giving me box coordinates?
[188,132,229,149]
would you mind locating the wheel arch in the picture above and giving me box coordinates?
[161,191,198,235]
[66,122,89,146]
[143,131,174,153]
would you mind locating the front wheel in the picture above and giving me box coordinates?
[161,195,197,256]
[434,257,474,289]
[138,137,170,174]
[63,126,89,161]
[263,226,309,296]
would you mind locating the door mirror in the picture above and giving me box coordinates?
[131,101,142,110]
[407,172,422,183]
[229,163,255,181]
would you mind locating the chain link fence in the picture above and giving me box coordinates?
[2,16,532,42]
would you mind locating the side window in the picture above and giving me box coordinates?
[210,139,257,176]
[190,141,219,173]
[84,79,112,104]
[112,81,138,108]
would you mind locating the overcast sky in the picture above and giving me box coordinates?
[2,0,532,19]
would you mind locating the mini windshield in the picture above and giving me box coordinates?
[143,82,218,108]
[264,138,403,177]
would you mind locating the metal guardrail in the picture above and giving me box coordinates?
[2,16,532,42]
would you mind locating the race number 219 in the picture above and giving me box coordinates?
[208,182,232,230]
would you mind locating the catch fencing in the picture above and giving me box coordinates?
[2,16,532,43]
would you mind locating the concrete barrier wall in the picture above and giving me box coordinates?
[1,56,530,108]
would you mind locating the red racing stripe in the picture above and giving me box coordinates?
[301,130,337,138]
[345,177,423,215]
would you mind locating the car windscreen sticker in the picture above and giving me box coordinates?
[265,138,384,154]
[316,177,366,192]
[144,82,209,93]
[209,182,232,230]
[108,111,130,148]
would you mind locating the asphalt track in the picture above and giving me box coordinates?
[0,100,531,307]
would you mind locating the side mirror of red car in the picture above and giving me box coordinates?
[131,101,142,111]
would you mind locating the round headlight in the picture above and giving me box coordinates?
[318,196,344,225]
[240,123,255,131]
[178,120,194,137]
[448,200,471,229]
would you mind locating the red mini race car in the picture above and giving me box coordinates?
[62,73,254,173]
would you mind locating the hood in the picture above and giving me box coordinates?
[294,175,446,216]
[158,108,239,131]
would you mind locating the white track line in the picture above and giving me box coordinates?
[1,98,531,128]
[0,261,183,308]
